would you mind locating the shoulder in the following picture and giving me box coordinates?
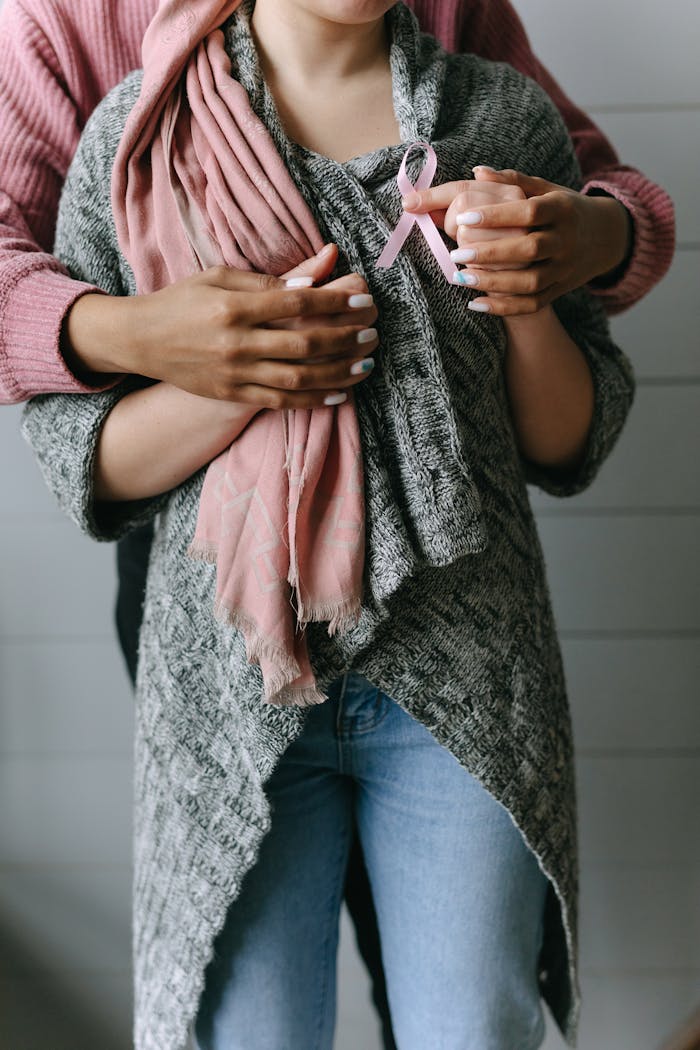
[80,69,145,155]
[445,51,559,128]
[66,69,143,186]
[441,52,580,187]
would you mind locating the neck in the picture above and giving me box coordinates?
[251,1,391,85]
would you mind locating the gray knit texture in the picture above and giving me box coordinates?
[22,4,634,1047]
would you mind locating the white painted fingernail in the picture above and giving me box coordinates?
[468,300,491,313]
[455,211,483,226]
[348,294,374,309]
[350,358,375,376]
[450,248,477,263]
[356,328,378,345]
[324,392,348,405]
[285,276,314,288]
[452,271,479,287]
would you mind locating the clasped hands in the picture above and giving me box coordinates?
[65,168,631,408]
[402,165,632,316]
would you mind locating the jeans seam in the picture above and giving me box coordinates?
[310,816,350,1050]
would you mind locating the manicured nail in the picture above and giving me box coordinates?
[402,193,420,209]
[348,294,374,309]
[356,328,377,345]
[455,211,483,226]
[452,271,479,287]
[350,358,375,376]
[450,247,477,263]
[324,392,348,405]
[472,165,496,173]
[285,276,314,288]
[468,300,491,313]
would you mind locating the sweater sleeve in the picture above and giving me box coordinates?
[21,73,169,540]
[422,0,675,315]
[0,0,148,404]
[511,88,635,498]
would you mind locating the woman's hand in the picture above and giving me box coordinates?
[62,244,379,407]
[402,168,632,316]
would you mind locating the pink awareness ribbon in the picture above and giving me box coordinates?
[376,142,455,282]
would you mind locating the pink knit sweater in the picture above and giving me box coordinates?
[0,0,675,404]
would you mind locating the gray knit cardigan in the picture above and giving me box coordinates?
[22,5,634,1047]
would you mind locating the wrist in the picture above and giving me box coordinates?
[586,192,634,287]
[61,292,140,380]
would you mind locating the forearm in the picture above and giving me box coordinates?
[503,307,594,470]
[94,382,259,502]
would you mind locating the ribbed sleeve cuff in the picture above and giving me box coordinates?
[0,266,118,403]
[21,378,169,542]
[583,172,676,316]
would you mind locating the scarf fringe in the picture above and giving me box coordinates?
[265,684,328,708]
[187,541,218,564]
[297,596,362,637]
[189,542,359,704]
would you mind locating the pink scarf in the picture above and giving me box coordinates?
[112,0,365,706]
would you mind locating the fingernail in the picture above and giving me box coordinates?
[456,211,483,226]
[402,193,420,209]
[452,271,479,287]
[285,276,314,288]
[472,165,496,173]
[324,392,348,405]
[468,300,491,313]
[356,328,377,345]
[450,247,477,263]
[348,294,374,309]
[318,243,335,256]
[350,358,375,376]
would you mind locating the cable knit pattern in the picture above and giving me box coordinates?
[0,0,675,403]
[22,6,634,1048]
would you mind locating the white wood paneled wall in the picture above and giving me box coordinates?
[1,1,698,1048]
[514,2,700,1048]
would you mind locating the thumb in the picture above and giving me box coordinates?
[282,242,339,283]
[472,166,557,198]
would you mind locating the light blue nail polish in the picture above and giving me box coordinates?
[453,271,478,287]
[350,357,375,376]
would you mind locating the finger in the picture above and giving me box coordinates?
[451,231,558,268]
[229,383,362,411]
[280,305,377,331]
[282,243,338,283]
[244,350,377,394]
[464,286,565,318]
[472,167,559,198]
[267,273,376,330]
[452,261,560,297]
[243,323,379,362]
[452,194,561,234]
[198,265,283,293]
[238,287,375,326]
[324,273,369,293]
[401,180,471,215]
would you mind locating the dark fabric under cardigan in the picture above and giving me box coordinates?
[22,5,635,1047]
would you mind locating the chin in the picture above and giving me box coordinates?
[307,0,397,24]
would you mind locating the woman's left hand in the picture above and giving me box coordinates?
[402,167,632,316]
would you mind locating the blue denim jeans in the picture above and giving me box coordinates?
[194,673,548,1050]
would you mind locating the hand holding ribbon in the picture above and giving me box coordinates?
[376,142,455,282]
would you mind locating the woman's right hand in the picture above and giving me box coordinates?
[62,248,379,408]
